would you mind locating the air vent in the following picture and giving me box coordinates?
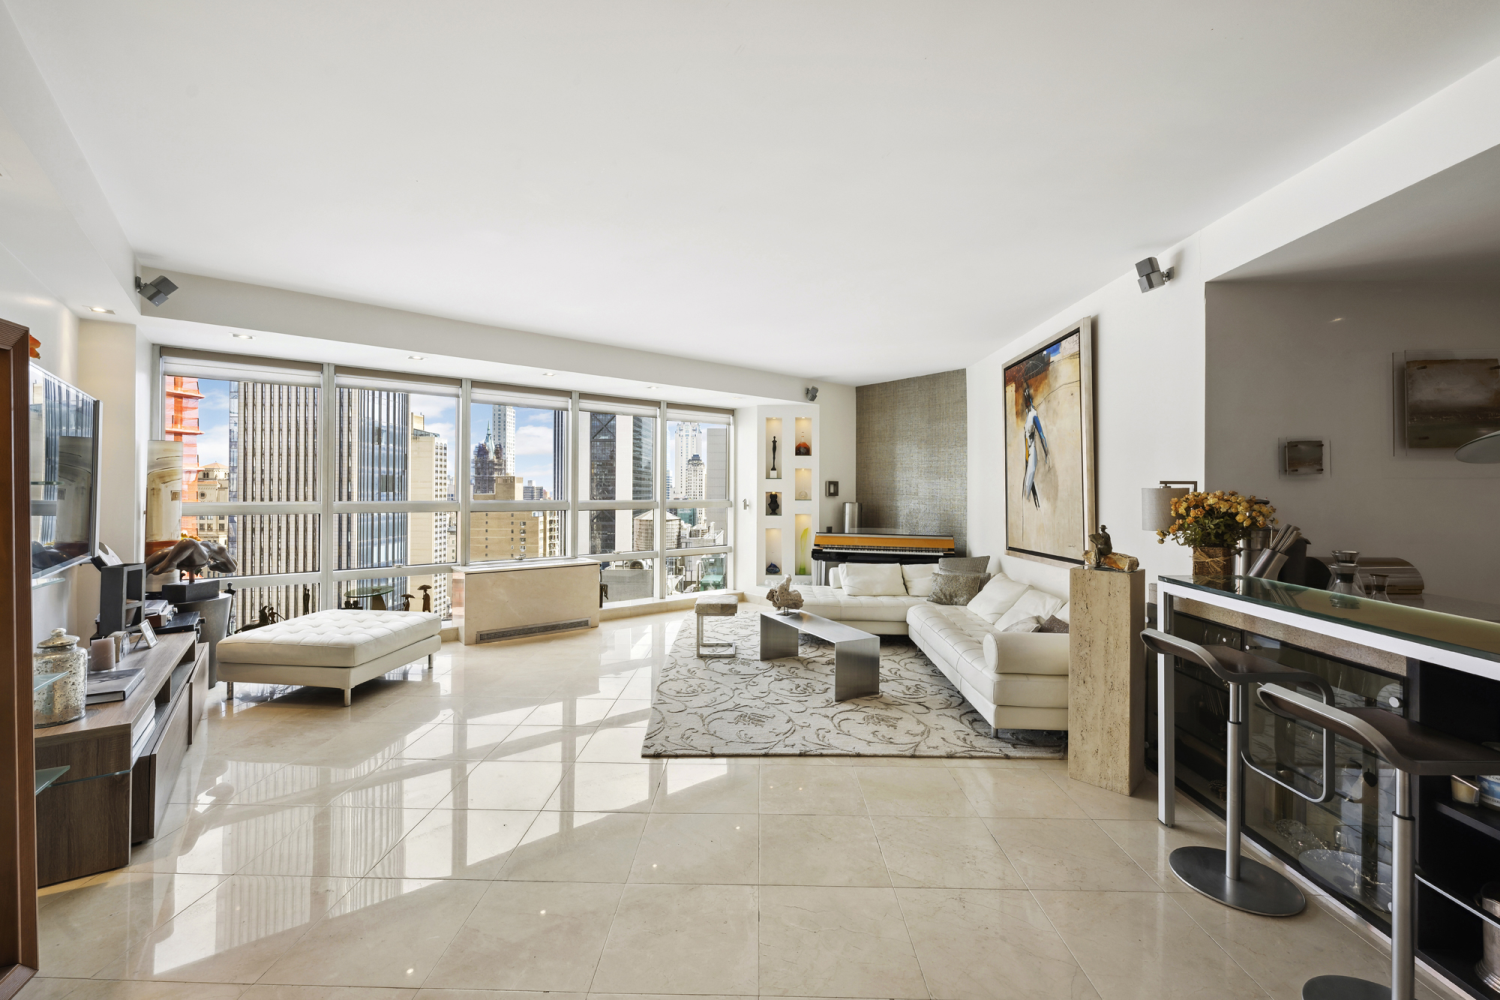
[476,618,590,643]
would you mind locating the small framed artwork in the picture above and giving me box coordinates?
[1281,438,1327,477]
[133,619,158,650]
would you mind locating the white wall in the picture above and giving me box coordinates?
[815,383,856,534]
[1206,280,1500,603]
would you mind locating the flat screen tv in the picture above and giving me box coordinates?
[29,364,101,578]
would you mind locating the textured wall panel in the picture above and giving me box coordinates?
[856,370,968,555]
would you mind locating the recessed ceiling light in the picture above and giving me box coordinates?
[645,385,658,390]
[89,306,113,314]
[540,372,555,377]
[233,333,254,340]
[408,355,424,361]
[1330,317,1344,323]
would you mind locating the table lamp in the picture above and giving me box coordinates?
[1141,481,1197,532]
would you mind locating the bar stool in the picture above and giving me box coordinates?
[1142,629,1337,917]
[1258,682,1500,1000]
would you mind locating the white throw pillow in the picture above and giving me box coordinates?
[966,574,1031,623]
[994,588,1067,631]
[840,562,908,597]
[828,567,842,589]
[901,564,938,598]
[1002,615,1042,633]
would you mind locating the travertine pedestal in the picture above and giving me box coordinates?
[1067,567,1145,795]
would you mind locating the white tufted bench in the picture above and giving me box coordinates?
[217,610,443,705]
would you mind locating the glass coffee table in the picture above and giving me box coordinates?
[757,609,880,701]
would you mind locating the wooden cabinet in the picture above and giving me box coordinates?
[34,635,207,886]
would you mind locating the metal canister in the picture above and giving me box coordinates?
[1477,882,1500,991]
[842,502,861,533]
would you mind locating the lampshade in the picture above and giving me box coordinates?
[1457,429,1500,464]
[1141,485,1190,532]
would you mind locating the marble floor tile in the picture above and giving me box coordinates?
[898,887,1098,1000]
[243,987,417,999]
[485,726,595,763]
[368,809,536,880]
[498,811,648,882]
[758,885,927,998]
[575,726,651,764]
[630,813,758,884]
[423,880,622,991]
[855,766,977,817]
[1033,890,1271,1000]
[983,819,1158,892]
[22,982,245,999]
[950,766,1090,818]
[544,763,662,813]
[759,763,868,815]
[870,816,1023,889]
[443,761,565,811]
[652,760,760,814]
[238,809,433,878]
[758,814,889,887]
[125,805,314,876]
[338,760,481,811]
[398,725,516,761]
[1093,817,1226,893]
[36,873,226,978]
[591,884,758,995]
[1047,772,1208,823]
[260,879,487,988]
[94,876,354,984]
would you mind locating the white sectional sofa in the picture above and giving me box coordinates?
[762,557,1071,732]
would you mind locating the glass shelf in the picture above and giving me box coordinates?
[33,672,66,692]
[1160,575,1500,663]
[34,766,68,796]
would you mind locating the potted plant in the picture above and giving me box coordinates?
[1156,490,1276,581]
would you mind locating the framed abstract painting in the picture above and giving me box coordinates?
[1004,318,1096,565]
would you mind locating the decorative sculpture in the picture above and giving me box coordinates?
[399,593,414,611]
[1085,525,1139,572]
[766,577,804,614]
[770,435,779,477]
[236,605,284,633]
[143,536,237,578]
[418,584,433,612]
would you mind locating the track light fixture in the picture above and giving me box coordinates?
[1136,257,1173,293]
[135,275,178,306]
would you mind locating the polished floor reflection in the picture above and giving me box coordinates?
[21,612,1454,1000]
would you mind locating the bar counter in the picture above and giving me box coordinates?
[1154,575,1500,1000]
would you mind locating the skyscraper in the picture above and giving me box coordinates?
[589,413,616,553]
[487,405,516,476]
[671,421,702,499]
[163,376,204,536]
[407,412,452,614]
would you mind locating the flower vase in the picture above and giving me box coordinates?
[1192,546,1235,583]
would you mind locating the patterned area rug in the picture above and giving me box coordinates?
[642,609,1068,758]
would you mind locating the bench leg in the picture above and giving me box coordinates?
[427,652,434,671]
[344,688,352,707]
[225,682,234,701]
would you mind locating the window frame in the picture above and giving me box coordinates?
[155,352,735,613]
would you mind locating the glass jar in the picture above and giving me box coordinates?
[1328,550,1366,597]
[1366,574,1392,602]
[34,628,87,727]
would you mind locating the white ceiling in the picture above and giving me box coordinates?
[1218,142,1500,282]
[10,1,1500,383]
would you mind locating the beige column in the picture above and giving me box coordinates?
[1067,567,1145,795]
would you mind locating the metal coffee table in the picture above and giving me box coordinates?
[757,609,880,700]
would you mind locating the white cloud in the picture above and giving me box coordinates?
[514,425,556,456]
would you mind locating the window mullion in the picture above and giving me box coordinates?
[458,378,471,569]
[319,362,337,609]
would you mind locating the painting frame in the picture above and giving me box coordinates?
[1003,317,1096,567]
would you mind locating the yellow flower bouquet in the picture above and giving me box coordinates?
[1156,490,1276,549]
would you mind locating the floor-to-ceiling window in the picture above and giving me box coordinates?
[160,351,733,625]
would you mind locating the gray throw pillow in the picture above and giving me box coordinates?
[929,571,985,606]
[939,555,990,574]
[1037,615,1070,634]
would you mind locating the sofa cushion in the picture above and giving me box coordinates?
[841,562,907,597]
[995,589,1066,630]
[929,571,985,605]
[966,574,1030,623]
[218,610,442,668]
[908,603,1068,709]
[797,586,922,623]
[902,563,938,598]
[982,630,1072,676]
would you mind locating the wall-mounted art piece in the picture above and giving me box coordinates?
[1404,358,1500,449]
[1004,318,1096,566]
